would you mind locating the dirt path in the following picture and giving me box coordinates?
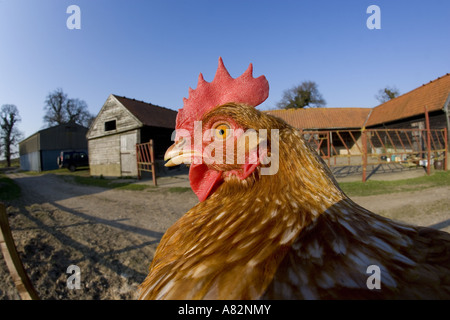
[351,186,450,233]
[1,172,197,300]
[1,172,449,300]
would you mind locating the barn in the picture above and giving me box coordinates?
[266,73,450,153]
[19,122,88,172]
[265,108,372,155]
[87,94,178,177]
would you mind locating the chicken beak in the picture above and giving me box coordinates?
[164,138,201,167]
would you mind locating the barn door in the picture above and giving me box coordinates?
[120,133,137,176]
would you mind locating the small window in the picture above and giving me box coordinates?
[105,120,116,131]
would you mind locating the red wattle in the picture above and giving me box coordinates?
[189,164,223,202]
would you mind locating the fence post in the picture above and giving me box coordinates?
[150,139,157,186]
[136,144,141,180]
[327,131,331,167]
[445,128,448,171]
[362,130,367,182]
[425,106,431,175]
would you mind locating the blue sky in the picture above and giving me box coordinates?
[0,0,449,139]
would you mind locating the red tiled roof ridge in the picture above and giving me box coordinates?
[373,72,450,108]
[366,72,450,126]
[266,73,450,129]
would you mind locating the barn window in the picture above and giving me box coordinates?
[105,120,116,131]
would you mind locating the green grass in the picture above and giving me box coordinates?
[168,187,192,193]
[21,167,154,191]
[0,174,21,201]
[0,158,20,168]
[339,170,450,197]
[116,184,151,191]
[21,168,69,175]
[67,175,153,191]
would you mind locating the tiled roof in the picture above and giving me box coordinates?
[266,73,450,130]
[365,73,450,126]
[265,108,371,130]
[113,95,178,129]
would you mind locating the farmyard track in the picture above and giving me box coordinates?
[1,172,449,299]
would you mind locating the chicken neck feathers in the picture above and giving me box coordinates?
[139,105,450,300]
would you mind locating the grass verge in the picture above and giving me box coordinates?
[168,187,192,193]
[17,167,450,197]
[23,168,154,191]
[0,174,21,201]
[68,175,153,191]
[339,170,450,197]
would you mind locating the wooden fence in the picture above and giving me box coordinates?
[0,203,40,300]
[302,127,447,182]
[136,139,157,186]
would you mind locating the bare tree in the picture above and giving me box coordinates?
[0,104,23,167]
[66,98,95,127]
[43,88,94,128]
[43,88,67,126]
[375,86,400,104]
[277,81,326,109]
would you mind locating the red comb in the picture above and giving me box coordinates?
[176,57,269,130]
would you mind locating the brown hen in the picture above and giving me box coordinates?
[139,59,450,300]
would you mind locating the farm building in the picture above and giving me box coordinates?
[365,73,450,131]
[267,73,450,132]
[265,108,372,155]
[87,94,177,177]
[266,73,450,156]
[265,108,371,131]
[19,122,88,172]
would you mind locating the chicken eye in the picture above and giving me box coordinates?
[214,123,231,140]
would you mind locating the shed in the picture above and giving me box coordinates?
[87,94,178,177]
[19,122,88,172]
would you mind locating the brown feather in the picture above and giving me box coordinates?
[139,103,450,300]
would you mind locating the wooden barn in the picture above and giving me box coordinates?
[87,94,178,177]
[19,122,88,172]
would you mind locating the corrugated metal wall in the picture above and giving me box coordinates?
[19,152,40,171]
[19,123,88,172]
[19,134,40,155]
[41,150,63,171]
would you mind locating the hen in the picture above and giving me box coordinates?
[139,58,450,299]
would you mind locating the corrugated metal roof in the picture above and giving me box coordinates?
[366,73,450,126]
[113,95,178,129]
[265,108,371,130]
